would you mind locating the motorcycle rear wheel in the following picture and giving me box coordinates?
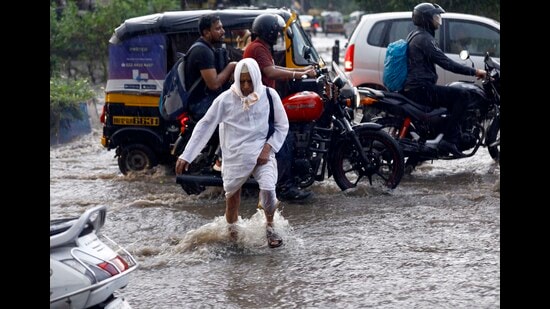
[373,117,422,173]
[331,129,404,190]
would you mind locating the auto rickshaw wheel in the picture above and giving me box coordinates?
[117,144,158,175]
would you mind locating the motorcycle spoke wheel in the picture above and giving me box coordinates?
[486,116,500,164]
[373,117,422,173]
[331,130,404,190]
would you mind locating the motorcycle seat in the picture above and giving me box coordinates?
[383,92,449,121]
[384,92,432,113]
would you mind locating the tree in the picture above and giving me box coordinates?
[353,0,499,22]
[50,0,180,83]
[50,76,96,143]
[50,0,180,139]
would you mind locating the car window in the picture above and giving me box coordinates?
[444,20,500,57]
[387,20,415,44]
[368,19,440,48]
[366,21,386,47]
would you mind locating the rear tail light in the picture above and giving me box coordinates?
[178,112,190,134]
[344,44,355,71]
[98,255,129,276]
[100,105,106,124]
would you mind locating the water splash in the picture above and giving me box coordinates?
[173,209,291,254]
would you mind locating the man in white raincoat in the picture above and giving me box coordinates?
[175,58,289,248]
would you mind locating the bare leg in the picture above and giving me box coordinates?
[226,188,241,241]
[226,188,241,224]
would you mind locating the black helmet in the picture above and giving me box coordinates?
[412,2,445,30]
[251,13,285,46]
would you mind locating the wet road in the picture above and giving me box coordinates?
[50,128,500,308]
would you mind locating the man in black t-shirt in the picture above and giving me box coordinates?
[185,14,237,121]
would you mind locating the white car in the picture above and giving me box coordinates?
[300,14,314,33]
[344,10,366,38]
[343,11,500,89]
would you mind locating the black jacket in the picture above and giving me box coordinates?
[403,27,476,90]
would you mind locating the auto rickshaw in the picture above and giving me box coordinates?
[101,8,326,174]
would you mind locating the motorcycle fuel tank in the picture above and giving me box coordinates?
[282,91,323,122]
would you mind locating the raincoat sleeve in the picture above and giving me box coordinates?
[265,87,289,153]
[178,92,228,163]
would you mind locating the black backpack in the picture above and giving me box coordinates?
[158,41,206,120]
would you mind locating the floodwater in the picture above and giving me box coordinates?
[50,129,500,308]
[50,34,500,308]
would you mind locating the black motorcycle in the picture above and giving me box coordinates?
[172,61,405,195]
[357,51,500,172]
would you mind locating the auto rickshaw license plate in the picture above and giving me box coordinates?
[112,116,159,126]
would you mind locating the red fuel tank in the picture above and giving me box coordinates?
[282,91,323,122]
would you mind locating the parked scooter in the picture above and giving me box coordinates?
[50,205,138,309]
[172,61,405,195]
[357,51,500,171]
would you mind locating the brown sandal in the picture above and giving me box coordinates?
[266,227,283,248]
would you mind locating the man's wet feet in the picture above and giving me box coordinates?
[228,224,238,242]
[266,226,283,248]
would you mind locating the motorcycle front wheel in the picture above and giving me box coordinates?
[330,129,404,190]
[486,116,500,163]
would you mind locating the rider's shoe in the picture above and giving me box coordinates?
[212,159,222,172]
[278,186,312,201]
[439,140,466,158]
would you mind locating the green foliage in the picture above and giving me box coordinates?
[50,0,499,85]
[50,76,96,138]
[352,0,499,22]
[306,0,363,15]
[50,0,181,83]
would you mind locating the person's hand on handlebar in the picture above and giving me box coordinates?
[303,68,317,78]
[475,69,487,80]
[175,158,190,175]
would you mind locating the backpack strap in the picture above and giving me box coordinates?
[406,30,421,43]
[184,41,209,92]
[187,74,202,93]
[265,87,275,140]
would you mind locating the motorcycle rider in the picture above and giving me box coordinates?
[243,13,317,201]
[402,3,486,157]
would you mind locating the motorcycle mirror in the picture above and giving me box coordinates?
[459,50,475,68]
